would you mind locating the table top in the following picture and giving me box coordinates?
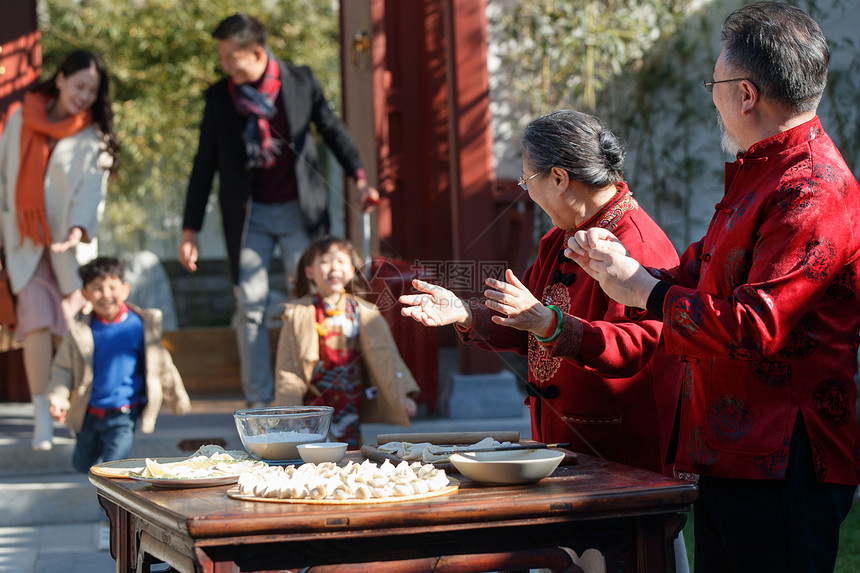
[90,452,698,543]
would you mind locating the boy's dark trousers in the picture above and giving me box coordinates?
[72,406,140,473]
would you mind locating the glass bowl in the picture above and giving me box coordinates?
[233,406,334,464]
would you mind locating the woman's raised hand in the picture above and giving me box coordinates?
[399,279,472,328]
[484,269,554,335]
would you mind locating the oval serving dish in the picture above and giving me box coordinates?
[449,448,564,485]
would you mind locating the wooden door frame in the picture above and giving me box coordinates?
[340,0,504,375]
[0,0,40,132]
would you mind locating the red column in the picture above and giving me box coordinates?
[443,0,501,374]
[0,0,40,131]
[0,0,39,401]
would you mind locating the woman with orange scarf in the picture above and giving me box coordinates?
[0,50,119,450]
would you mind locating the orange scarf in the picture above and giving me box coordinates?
[16,92,92,246]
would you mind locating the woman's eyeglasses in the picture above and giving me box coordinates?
[517,171,542,190]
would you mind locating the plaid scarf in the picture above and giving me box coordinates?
[228,54,282,169]
[16,92,92,246]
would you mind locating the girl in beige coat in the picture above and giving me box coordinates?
[0,50,120,450]
[274,237,419,447]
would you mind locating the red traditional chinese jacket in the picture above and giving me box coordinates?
[656,117,860,485]
[462,183,682,475]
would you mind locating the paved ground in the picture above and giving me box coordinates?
[0,389,531,573]
[0,395,244,573]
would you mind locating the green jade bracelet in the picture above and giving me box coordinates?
[535,304,563,343]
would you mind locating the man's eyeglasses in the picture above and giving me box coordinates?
[517,171,542,191]
[702,77,749,93]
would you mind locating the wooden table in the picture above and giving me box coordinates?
[90,452,697,573]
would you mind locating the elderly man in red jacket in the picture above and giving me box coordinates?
[569,3,860,572]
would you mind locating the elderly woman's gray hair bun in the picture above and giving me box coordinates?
[598,129,626,176]
[521,109,625,188]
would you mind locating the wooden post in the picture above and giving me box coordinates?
[0,0,39,401]
[0,0,40,131]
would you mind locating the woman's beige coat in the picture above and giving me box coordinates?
[46,303,191,434]
[0,106,108,294]
[274,294,419,427]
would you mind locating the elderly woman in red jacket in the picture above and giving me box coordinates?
[401,110,681,475]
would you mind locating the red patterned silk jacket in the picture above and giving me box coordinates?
[462,183,682,475]
[657,116,860,485]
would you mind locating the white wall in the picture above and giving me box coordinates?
[486,0,860,251]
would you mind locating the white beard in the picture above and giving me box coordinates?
[717,111,743,156]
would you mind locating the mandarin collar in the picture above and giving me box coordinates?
[736,115,823,162]
[563,182,637,242]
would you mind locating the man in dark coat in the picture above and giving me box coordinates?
[179,13,378,407]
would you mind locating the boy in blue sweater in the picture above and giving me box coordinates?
[47,257,190,472]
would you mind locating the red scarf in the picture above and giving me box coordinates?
[228,55,281,169]
[17,92,92,246]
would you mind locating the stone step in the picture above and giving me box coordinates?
[0,397,531,528]
[1,404,531,475]
[0,472,102,527]
[0,401,247,477]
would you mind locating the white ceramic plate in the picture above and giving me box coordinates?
[128,474,240,488]
[91,457,186,478]
[93,457,266,487]
[449,449,565,485]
